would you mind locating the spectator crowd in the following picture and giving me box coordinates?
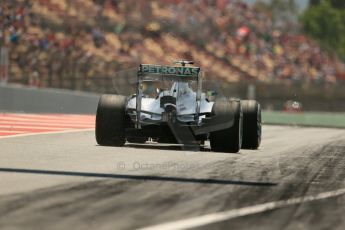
[0,0,344,91]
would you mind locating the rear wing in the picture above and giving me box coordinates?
[138,64,201,81]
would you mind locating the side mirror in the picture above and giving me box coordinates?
[156,88,161,94]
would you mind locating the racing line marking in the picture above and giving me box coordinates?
[0,128,95,139]
[0,113,95,138]
[139,188,345,230]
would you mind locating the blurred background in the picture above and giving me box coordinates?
[0,0,344,113]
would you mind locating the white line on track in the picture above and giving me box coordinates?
[0,130,26,133]
[0,121,94,128]
[0,128,94,139]
[138,188,345,230]
[1,113,94,119]
[0,116,94,123]
[0,125,72,130]
[0,117,94,124]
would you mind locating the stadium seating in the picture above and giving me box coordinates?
[1,0,344,90]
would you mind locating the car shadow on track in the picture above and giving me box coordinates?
[124,143,212,152]
[0,168,277,187]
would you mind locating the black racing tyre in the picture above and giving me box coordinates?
[95,94,127,146]
[127,137,147,144]
[210,100,243,153]
[241,100,261,149]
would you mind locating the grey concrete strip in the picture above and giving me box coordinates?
[0,85,99,114]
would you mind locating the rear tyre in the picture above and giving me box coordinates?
[95,94,127,146]
[241,100,261,149]
[210,100,243,153]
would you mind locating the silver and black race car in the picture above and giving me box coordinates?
[95,61,261,153]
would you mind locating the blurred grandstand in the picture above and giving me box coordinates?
[0,0,344,93]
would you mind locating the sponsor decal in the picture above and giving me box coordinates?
[141,64,199,76]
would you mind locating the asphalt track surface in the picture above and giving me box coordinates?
[0,125,345,230]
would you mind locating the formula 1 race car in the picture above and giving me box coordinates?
[95,61,261,153]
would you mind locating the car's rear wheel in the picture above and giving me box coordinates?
[241,100,261,149]
[210,100,243,153]
[95,94,127,146]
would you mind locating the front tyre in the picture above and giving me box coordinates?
[210,100,243,153]
[95,94,127,146]
[241,100,261,149]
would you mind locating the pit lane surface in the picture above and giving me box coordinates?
[0,125,345,230]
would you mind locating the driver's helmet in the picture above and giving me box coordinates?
[178,82,193,96]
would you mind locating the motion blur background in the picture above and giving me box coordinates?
[0,0,344,113]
